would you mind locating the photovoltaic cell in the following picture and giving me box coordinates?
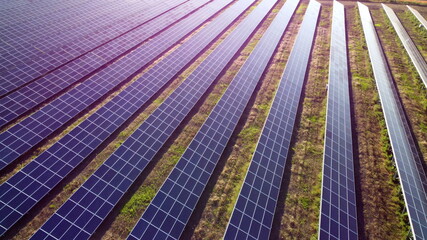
[0,0,235,236]
[382,4,427,89]
[30,1,262,238]
[0,0,143,68]
[126,0,302,238]
[0,0,188,96]
[0,0,96,26]
[318,2,358,240]
[0,0,202,128]
[407,5,427,30]
[0,0,92,29]
[1,0,136,43]
[0,0,217,171]
[224,1,320,239]
[358,3,427,239]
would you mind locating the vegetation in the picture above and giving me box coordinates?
[102,2,270,239]
[347,5,409,239]
[2,1,426,240]
[378,6,427,163]
[339,0,427,6]
[398,10,427,58]
[191,2,307,239]
[278,4,330,239]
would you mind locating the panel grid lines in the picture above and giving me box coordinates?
[0,1,195,122]
[358,3,427,239]
[318,2,358,240]
[28,0,262,239]
[128,0,299,238]
[0,0,218,170]
[0,0,189,96]
[383,4,427,89]
[224,1,320,239]
[0,0,238,236]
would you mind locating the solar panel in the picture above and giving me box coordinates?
[223,1,320,239]
[0,0,148,71]
[382,4,427,89]
[30,1,263,238]
[0,0,94,25]
[0,0,223,171]
[358,3,427,239]
[1,0,130,40]
[318,1,358,240]
[407,5,427,30]
[0,0,188,96]
[0,0,237,236]
[0,0,188,85]
[126,0,304,238]
[0,0,92,26]
[0,0,202,128]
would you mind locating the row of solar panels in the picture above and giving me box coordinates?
[358,3,427,239]
[0,0,189,96]
[0,0,427,239]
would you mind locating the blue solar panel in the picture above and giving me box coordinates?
[358,3,427,239]
[224,1,320,239]
[0,0,142,71]
[0,0,188,96]
[30,1,260,238]
[0,0,94,25]
[0,0,218,171]
[0,0,202,128]
[126,0,300,238]
[318,2,358,240]
[0,0,92,26]
[0,0,236,236]
[382,4,427,89]
[407,5,427,30]
[1,0,128,41]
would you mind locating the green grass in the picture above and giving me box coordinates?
[120,186,156,230]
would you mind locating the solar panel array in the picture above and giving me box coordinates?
[30,0,261,238]
[0,0,95,27]
[2,0,427,239]
[224,1,320,239]
[126,0,308,238]
[2,0,139,46]
[0,0,236,235]
[407,5,427,30]
[0,0,189,96]
[382,4,427,89]
[0,0,220,171]
[0,0,98,26]
[0,0,189,97]
[318,2,358,240]
[1,1,108,31]
[0,0,203,128]
[358,3,427,239]
[1,0,146,86]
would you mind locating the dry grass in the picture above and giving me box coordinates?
[99,1,276,239]
[376,6,427,166]
[7,2,234,239]
[2,1,427,239]
[189,2,306,239]
[277,4,330,240]
[397,9,427,60]
[347,4,408,239]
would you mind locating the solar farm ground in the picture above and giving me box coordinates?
[0,0,426,239]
